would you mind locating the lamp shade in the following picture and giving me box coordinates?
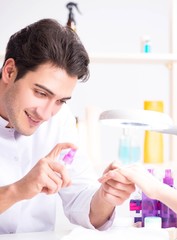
[99,109,177,135]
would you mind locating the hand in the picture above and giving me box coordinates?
[14,143,77,200]
[119,163,161,199]
[98,162,135,206]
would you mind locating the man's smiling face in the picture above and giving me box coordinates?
[0,60,77,136]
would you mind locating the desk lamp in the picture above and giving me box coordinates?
[99,109,177,135]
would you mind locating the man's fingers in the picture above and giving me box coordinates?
[46,143,77,161]
[49,161,71,187]
[99,168,132,184]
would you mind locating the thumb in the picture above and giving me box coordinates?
[46,142,77,161]
[103,161,121,174]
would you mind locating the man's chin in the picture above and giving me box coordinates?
[16,126,38,136]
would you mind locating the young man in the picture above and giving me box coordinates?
[0,18,135,234]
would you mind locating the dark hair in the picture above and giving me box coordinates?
[0,18,90,82]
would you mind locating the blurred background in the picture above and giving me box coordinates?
[1,0,177,231]
[0,0,175,168]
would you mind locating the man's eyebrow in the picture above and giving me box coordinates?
[34,83,54,95]
[61,96,72,101]
[34,83,72,101]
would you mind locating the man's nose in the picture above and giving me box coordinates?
[36,104,55,121]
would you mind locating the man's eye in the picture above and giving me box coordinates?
[35,90,47,97]
[56,99,66,105]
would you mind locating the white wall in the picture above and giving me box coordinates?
[0,0,171,166]
[0,0,172,232]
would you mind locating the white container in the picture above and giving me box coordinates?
[144,216,162,229]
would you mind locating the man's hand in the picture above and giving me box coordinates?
[89,162,135,228]
[15,142,77,200]
[98,162,135,206]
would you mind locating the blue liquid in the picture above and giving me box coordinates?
[119,145,140,165]
[131,146,141,163]
[119,145,131,164]
[144,43,151,53]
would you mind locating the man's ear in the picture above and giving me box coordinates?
[2,58,17,83]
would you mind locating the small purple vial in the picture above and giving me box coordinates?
[163,169,174,187]
[62,149,77,165]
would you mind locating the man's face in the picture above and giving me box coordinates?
[1,61,77,136]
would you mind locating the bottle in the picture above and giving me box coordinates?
[143,101,164,164]
[62,149,77,165]
[141,35,151,53]
[129,189,142,226]
[142,169,159,226]
[144,216,162,229]
[118,128,131,165]
[66,2,81,32]
[118,129,141,165]
[160,169,177,228]
[130,130,141,164]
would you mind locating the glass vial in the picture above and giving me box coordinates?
[118,128,131,165]
[118,129,141,165]
[141,35,151,53]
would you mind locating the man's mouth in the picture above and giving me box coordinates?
[25,111,41,125]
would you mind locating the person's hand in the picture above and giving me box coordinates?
[14,143,77,201]
[98,162,135,206]
[118,163,161,199]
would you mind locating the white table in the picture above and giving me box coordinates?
[0,231,65,240]
[0,227,175,240]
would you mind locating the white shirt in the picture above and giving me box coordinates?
[0,105,114,234]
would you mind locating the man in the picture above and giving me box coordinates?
[0,18,135,234]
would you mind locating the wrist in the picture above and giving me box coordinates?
[89,187,115,228]
[150,181,163,200]
[0,183,21,213]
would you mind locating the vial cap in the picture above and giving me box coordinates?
[163,169,174,186]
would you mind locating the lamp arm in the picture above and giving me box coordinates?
[153,127,177,135]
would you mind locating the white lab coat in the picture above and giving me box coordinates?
[0,105,113,234]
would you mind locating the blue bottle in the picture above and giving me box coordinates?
[118,129,141,165]
[118,129,131,165]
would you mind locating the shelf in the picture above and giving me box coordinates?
[1,53,177,67]
[90,53,177,66]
